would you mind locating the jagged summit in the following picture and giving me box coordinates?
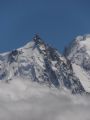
[64,34,90,58]
[0,34,89,94]
[33,34,44,44]
[75,34,90,42]
[66,34,90,61]
[23,34,46,51]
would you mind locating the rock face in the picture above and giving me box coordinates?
[0,34,87,94]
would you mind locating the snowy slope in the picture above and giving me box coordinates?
[72,64,90,92]
[66,34,90,93]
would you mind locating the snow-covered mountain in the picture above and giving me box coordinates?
[65,34,90,93]
[0,34,86,94]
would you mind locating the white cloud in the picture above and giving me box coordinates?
[0,79,90,120]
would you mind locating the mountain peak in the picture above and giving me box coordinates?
[0,34,87,94]
[74,34,90,53]
[74,34,90,43]
[33,34,44,45]
[33,34,41,40]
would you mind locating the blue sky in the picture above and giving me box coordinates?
[0,0,90,52]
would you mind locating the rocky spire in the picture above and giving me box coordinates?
[33,34,44,45]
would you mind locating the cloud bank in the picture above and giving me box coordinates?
[0,79,90,120]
